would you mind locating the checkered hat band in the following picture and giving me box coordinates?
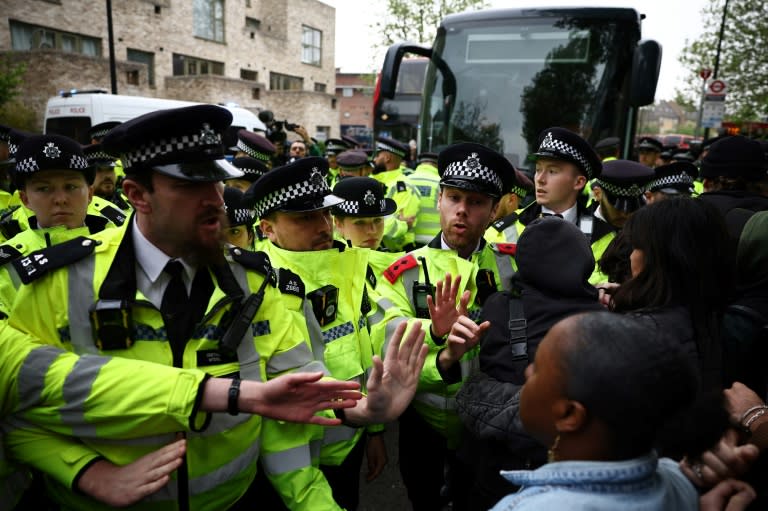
[596,179,644,197]
[444,160,503,193]
[254,177,330,218]
[238,166,264,177]
[376,142,406,158]
[237,140,271,162]
[90,128,111,139]
[15,154,89,174]
[334,198,388,215]
[85,150,114,162]
[230,207,254,225]
[646,173,694,191]
[539,137,591,177]
[8,143,19,156]
[122,132,222,168]
[511,185,528,198]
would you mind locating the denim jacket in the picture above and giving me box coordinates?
[490,453,698,511]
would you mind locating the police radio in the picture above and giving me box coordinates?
[89,299,133,351]
[412,256,435,319]
[475,269,498,306]
[308,285,339,326]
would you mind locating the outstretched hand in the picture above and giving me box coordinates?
[348,321,428,425]
[202,372,362,426]
[438,316,490,371]
[428,273,470,338]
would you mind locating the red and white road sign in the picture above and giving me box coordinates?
[708,79,727,94]
[700,68,712,80]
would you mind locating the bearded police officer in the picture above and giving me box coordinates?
[371,141,520,511]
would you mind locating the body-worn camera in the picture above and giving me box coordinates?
[308,285,339,326]
[89,299,133,350]
[412,257,435,319]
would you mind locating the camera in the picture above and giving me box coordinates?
[258,110,300,144]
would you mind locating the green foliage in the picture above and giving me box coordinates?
[678,0,768,120]
[0,57,26,108]
[0,101,37,132]
[372,0,488,48]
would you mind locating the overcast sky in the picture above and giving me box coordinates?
[321,0,713,100]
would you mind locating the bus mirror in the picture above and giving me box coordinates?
[379,42,432,99]
[629,40,662,107]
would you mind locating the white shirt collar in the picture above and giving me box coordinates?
[440,233,481,259]
[541,202,578,224]
[132,218,195,285]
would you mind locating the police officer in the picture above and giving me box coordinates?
[644,161,698,203]
[228,155,269,192]
[83,142,132,214]
[247,157,427,511]
[4,105,343,510]
[332,176,397,250]
[406,152,442,247]
[371,141,520,511]
[594,136,621,162]
[222,186,257,249]
[336,150,373,178]
[371,136,422,251]
[324,137,352,186]
[234,128,277,169]
[636,136,663,168]
[484,169,534,244]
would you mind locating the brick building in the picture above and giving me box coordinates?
[1,0,338,138]
[335,71,374,147]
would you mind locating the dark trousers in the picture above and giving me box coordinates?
[398,406,469,511]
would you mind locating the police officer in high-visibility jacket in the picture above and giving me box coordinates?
[371,136,422,252]
[370,142,520,510]
[405,152,442,247]
[484,168,534,244]
[4,105,340,511]
[247,158,419,511]
[0,320,365,509]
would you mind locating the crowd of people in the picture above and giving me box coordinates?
[0,107,765,511]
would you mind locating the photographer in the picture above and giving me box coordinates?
[289,125,322,160]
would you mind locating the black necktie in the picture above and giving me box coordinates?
[162,261,189,352]
[541,212,564,219]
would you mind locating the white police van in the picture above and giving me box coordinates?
[44,89,266,146]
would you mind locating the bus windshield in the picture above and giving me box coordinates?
[421,11,639,168]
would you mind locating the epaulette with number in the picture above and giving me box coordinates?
[229,247,276,286]
[97,204,127,226]
[277,267,305,298]
[0,244,23,266]
[491,242,517,256]
[12,236,99,285]
[0,208,22,241]
[491,213,519,233]
[383,253,418,284]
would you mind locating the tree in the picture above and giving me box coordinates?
[0,56,26,109]
[372,0,488,48]
[678,0,768,120]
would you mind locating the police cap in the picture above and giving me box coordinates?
[533,127,602,180]
[595,137,620,150]
[88,121,122,142]
[336,150,369,170]
[13,134,94,188]
[0,124,11,144]
[417,152,438,164]
[636,136,663,152]
[341,135,359,148]
[7,129,30,160]
[224,186,255,227]
[595,159,655,213]
[325,138,351,156]
[375,136,409,159]
[700,135,767,181]
[246,156,345,218]
[101,104,242,182]
[231,156,268,183]
[331,176,396,217]
[646,161,697,195]
[83,143,117,169]
[511,169,534,199]
[235,129,276,163]
[438,142,517,198]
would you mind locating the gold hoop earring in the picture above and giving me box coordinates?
[547,434,561,463]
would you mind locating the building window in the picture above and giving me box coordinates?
[252,87,260,100]
[331,98,337,109]
[316,126,330,142]
[342,87,354,97]
[126,70,140,85]
[172,53,224,76]
[314,82,326,93]
[245,17,261,30]
[9,20,101,56]
[193,0,225,42]
[240,69,258,81]
[127,48,155,86]
[270,72,303,91]
[301,25,321,66]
